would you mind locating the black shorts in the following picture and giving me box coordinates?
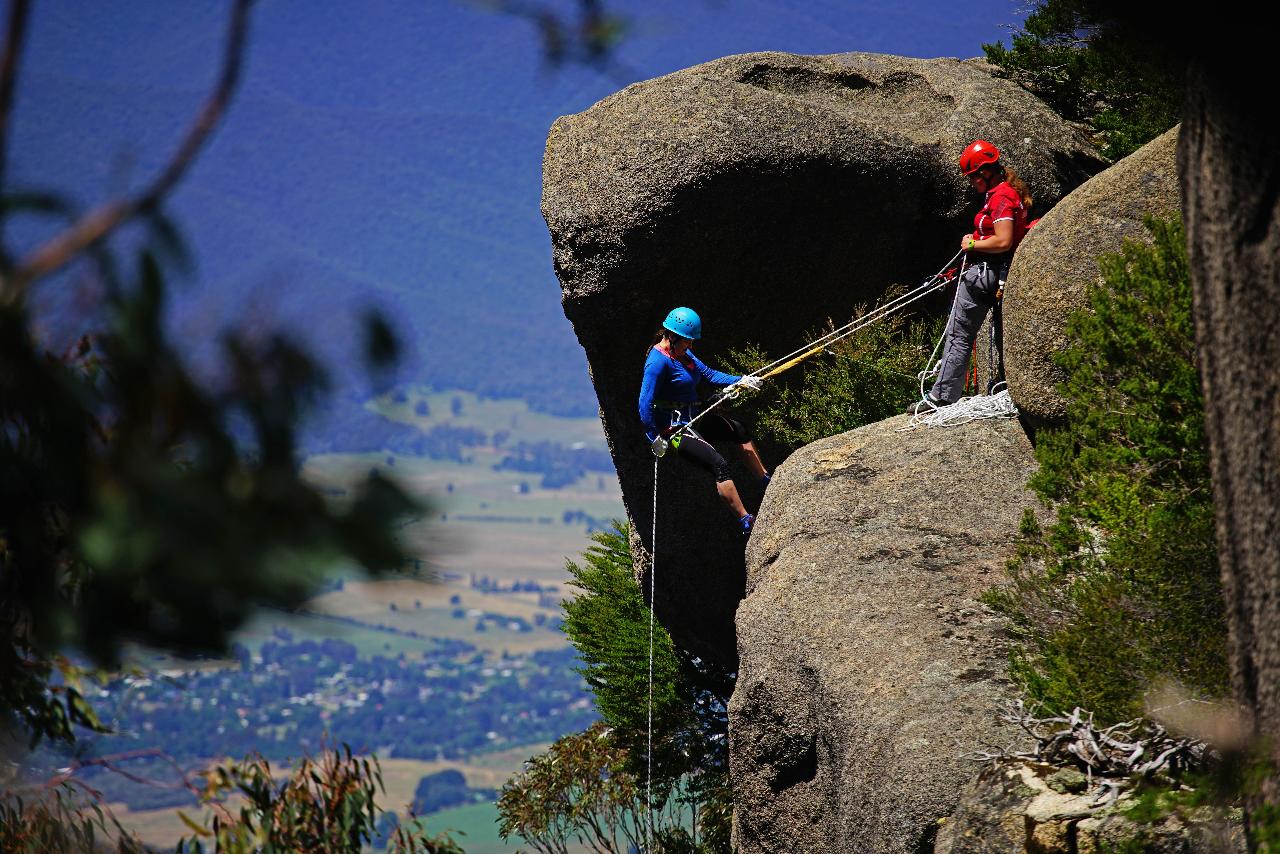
[673,413,751,483]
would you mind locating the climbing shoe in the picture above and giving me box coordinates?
[739,513,755,538]
[761,473,772,489]
[906,394,946,416]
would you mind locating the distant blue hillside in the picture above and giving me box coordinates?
[9,1,1021,423]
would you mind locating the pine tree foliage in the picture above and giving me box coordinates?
[985,217,1229,723]
[507,523,732,852]
[561,523,732,793]
[982,0,1182,160]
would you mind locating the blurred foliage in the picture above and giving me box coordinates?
[175,746,462,853]
[983,0,1181,160]
[498,523,731,852]
[725,299,942,455]
[1,234,420,748]
[983,217,1229,723]
[0,779,148,853]
[473,0,631,76]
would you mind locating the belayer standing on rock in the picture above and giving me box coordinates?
[908,140,1032,416]
[639,307,769,537]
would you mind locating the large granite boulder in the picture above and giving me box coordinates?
[729,414,1041,853]
[544,51,1102,668]
[1004,126,1182,426]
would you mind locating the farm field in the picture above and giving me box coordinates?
[101,393,624,850]
[305,389,624,586]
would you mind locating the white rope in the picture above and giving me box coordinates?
[646,457,657,851]
[904,384,1018,429]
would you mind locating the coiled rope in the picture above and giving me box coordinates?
[905,383,1018,428]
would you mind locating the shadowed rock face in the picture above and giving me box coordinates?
[543,50,1102,668]
[1004,126,1181,426]
[730,415,1041,854]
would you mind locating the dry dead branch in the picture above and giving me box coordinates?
[966,700,1212,802]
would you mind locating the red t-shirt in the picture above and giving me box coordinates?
[973,181,1028,250]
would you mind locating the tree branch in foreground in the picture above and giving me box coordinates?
[0,0,32,233]
[0,0,254,305]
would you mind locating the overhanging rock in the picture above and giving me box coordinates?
[543,51,1102,668]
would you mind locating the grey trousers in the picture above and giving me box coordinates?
[931,260,1003,404]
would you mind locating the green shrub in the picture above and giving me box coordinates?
[176,747,462,853]
[727,302,942,453]
[984,216,1229,723]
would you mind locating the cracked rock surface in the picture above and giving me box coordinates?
[730,414,1040,853]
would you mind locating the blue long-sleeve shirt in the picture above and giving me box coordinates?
[638,346,740,441]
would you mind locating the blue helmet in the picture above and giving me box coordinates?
[662,307,702,340]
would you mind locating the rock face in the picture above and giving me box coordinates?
[543,51,1101,668]
[1004,126,1181,426]
[729,414,1041,853]
[936,760,1246,854]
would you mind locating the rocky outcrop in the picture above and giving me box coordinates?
[729,414,1041,853]
[936,760,1246,854]
[1004,126,1181,426]
[544,50,1102,668]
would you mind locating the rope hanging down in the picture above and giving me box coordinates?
[646,457,657,851]
[650,248,968,458]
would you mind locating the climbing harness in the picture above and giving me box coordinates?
[649,247,969,458]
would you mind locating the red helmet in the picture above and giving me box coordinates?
[959,140,1000,175]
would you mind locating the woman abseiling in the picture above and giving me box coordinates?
[639,307,769,537]
[908,139,1032,415]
